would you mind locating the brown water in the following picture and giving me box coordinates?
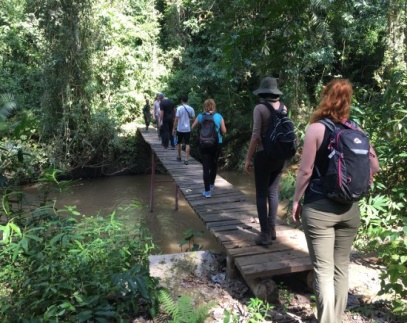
[48,171,256,254]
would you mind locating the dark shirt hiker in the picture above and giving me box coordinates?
[142,99,151,132]
[159,94,176,149]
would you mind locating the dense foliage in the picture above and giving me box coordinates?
[1,0,406,318]
[0,173,160,321]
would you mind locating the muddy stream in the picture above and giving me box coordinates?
[47,171,256,254]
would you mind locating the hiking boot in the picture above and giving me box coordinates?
[176,156,182,162]
[184,159,189,165]
[255,233,273,246]
[270,227,276,240]
[202,191,211,198]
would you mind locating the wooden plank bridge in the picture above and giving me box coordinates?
[140,128,313,300]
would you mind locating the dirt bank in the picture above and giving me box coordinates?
[145,250,402,323]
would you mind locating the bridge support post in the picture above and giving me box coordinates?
[226,256,238,279]
[149,151,156,212]
[299,270,314,291]
[246,278,279,303]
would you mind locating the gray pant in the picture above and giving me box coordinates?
[253,150,285,233]
[302,199,360,323]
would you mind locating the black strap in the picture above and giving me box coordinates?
[200,112,219,133]
[262,101,285,114]
[182,104,191,118]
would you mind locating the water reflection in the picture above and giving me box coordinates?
[219,170,255,202]
[51,173,252,255]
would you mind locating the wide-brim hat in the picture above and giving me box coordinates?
[252,77,283,96]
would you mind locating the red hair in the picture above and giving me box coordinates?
[310,79,353,124]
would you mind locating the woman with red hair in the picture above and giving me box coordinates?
[292,79,379,323]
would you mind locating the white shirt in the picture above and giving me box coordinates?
[175,104,195,132]
[153,100,160,118]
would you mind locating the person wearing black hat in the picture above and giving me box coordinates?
[244,77,287,246]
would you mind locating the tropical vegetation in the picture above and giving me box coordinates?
[1,0,406,321]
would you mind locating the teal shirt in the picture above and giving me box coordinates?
[197,112,224,143]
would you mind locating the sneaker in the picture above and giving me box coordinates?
[202,191,211,198]
[255,233,273,246]
[176,156,182,162]
[184,159,189,165]
[210,184,214,190]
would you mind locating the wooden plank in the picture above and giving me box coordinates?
[198,213,256,223]
[237,256,313,279]
[188,196,248,207]
[236,249,310,267]
[214,231,306,249]
[212,228,258,242]
[193,203,256,213]
[206,219,256,228]
[210,223,294,233]
[224,235,309,253]
[227,242,309,258]
[187,190,246,199]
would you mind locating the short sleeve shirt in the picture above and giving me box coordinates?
[153,100,160,117]
[160,99,175,120]
[175,104,195,132]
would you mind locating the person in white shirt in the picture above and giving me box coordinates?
[173,94,195,165]
[153,93,162,138]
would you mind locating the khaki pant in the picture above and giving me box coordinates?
[302,199,360,323]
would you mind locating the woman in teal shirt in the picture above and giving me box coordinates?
[192,99,227,198]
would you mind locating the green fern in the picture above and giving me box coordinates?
[158,289,215,323]
[158,289,179,318]
[0,93,16,121]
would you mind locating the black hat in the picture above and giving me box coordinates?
[252,77,283,96]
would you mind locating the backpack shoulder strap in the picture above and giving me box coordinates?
[277,101,285,113]
[318,118,336,132]
[342,119,358,130]
[262,101,286,114]
[262,101,274,113]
